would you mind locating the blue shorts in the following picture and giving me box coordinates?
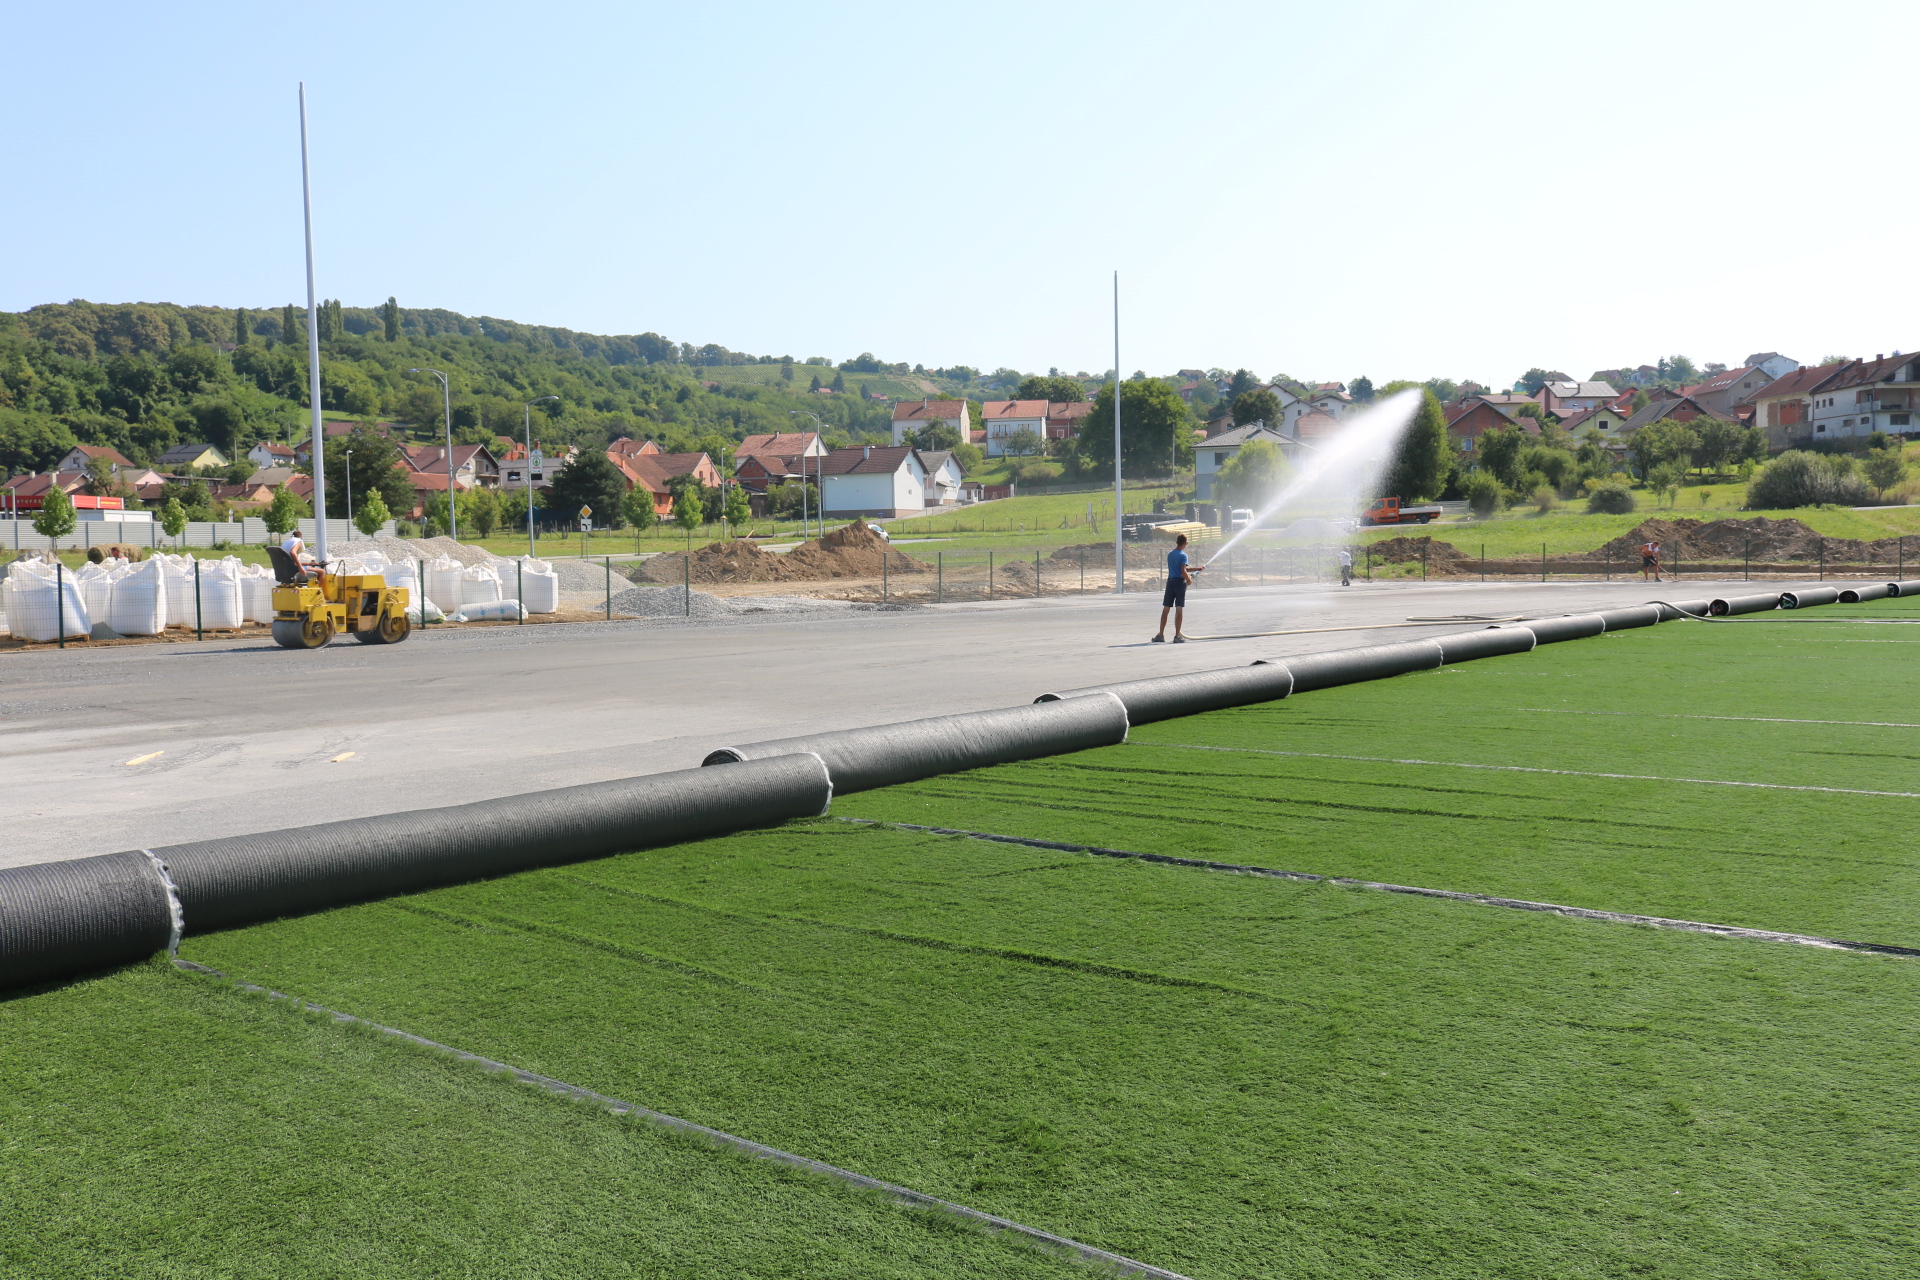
[1162,577,1187,607]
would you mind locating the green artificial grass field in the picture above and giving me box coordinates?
[7,595,1920,1277]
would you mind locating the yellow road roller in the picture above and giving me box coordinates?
[266,546,411,649]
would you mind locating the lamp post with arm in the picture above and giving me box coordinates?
[788,409,826,540]
[409,367,455,539]
[523,396,559,559]
[344,448,353,538]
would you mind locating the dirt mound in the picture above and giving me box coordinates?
[633,523,931,585]
[1581,517,1909,563]
[1361,535,1471,565]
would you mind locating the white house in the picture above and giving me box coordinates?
[55,444,139,476]
[891,400,970,446]
[820,445,928,518]
[1807,352,1920,441]
[1536,380,1620,417]
[1194,423,1291,501]
[979,400,1050,456]
[1280,385,1345,433]
[918,451,968,507]
[1743,352,1801,383]
[247,441,297,470]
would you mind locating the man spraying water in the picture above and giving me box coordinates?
[1152,533,1204,643]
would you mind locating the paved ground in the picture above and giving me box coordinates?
[1,577,1739,869]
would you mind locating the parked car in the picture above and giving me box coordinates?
[1229,508,1255,531]
[867,523,890,540]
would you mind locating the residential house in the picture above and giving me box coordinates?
[404,444,501,490]
[1557,406,1633,458]
[1681,366,1776,417]
[1045,401,1094,441]
[1,471,86,510]
[1617,393,1722,441]
[918,451,967,507]
[1742,352,1801,382]
[1444,397,1537,461]
[643,452,722,489]
[499,443,578,493]
[1751,364,1846,451]
[207,482,276,508]
[979,400,1051,456]
[737,431,827,460]
[246,467,299,489]
[1278,384,1342,433]
[246,442,297,470]
[1536,380,1619,417]
[891,400,971,447]
[155,442,228,471]
[608,453,673,517]
[733,453,812,498]
[54,444,137,476]
[1194,423,1292,500]
[819,446,927,518]
[1804,352,1920,443]
[608,437,662,459]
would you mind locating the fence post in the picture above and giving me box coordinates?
[1079,548,1084,594]
[1422,543,1427,581]
[988,551,994,600]
[1481,544,1485,583]
[1541,542,1546,583]
[605,556,612,621]
[684,549,691,617]
[1034,548,1040,598]
[519,559,525,625]
[939,551,944,603]
[56,560,66,650]
[883,550,888,602]
[194,557,203,641]
[1367,547,1372,580]
[1820,541,1825,581]
[1745,537,1750,581]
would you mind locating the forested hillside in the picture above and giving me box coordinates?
[0,299,923,474]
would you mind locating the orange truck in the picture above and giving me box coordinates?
[1361,496,1444,526]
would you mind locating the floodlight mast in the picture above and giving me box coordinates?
[1112,271,1122,593]
[524,396,558,558]
[790,409,827,539]
[298,84,327,564]
[410,368,455,538]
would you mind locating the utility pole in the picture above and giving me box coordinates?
[298,84,327,565]
[1112,270,1122,593]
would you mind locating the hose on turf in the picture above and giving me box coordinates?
[0,755,833,987]
[703,694,1130,793]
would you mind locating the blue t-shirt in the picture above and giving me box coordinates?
[1167,548,1189,580]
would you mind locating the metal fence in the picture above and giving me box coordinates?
[0,517,389,552]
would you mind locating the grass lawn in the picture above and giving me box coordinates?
[1390,499,1920,560]
[9,592,1920,1276]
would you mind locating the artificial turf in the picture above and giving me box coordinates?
[10,597,1920,1278]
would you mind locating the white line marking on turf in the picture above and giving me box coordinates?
[1142,743,1920,799]
[1518,708,1920,730]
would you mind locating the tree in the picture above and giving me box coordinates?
[723,483,751,528]
[319,423,413,519]
[906,422,962,452]
[623,483,658,532]
[1214,439,1288,513]
[0,408,79,472]
[1225,369,1259,400]
[1002,426,1044,457]
[1423,377,1459,404]
[159,495,188,541]
[1464,469,1503,518]
[462,486,500,537]
[809,373,822,392]
[1648,461,1687,506]
[951,441,984,473]
[1074,379,1193,480]
[1863,447,1909,499]
[781,358,795,384]
[281,304,299,347]
[545,449,628,532]
[1586,479,1636,514]
[233,308,249,348]
[1746,451,1870,509]
[1691,417,1750,474]
[33,485,76,546]
[1628,419,1700,477]
[264,486,306,536]
[380,297,400,342]
[81,456,135,502]
[1350,376,1375,404]
[673,485,702,538]
[1630,389,1650,413]
[354,488,390,536]
[1016,374,1086,403]
[1478,425,1526,489]
[1376,383,1453,501]
[830,370,846,393]
[1230,388,1282,428]
[1517,368,1570,395]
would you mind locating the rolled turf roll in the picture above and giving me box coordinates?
[1710,592,1783,615]
[1521,613,1607,644]
[703,695,1129,794]
[1281,640,1445,693]
[1597,605,1663,631]
[1650,599,1716,621]
[154,754,835,933]
[1033,662,1294,724]
[1434,627,1537,663]
[1888,580,1920,598]
[1839,584,1890,604]
[0,852,174,990]
[1781,587,1842,609]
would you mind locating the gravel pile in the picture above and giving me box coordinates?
[606,585,737,618]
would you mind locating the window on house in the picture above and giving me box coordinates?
[1892,413,1912,426]
[1816,424,1826,432]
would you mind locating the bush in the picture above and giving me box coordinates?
[1745,451,1872,509]
[1586,480,1636,514]
[1464,469,1503,518]
[1531,485,1557,514]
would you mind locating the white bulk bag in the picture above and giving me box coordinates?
[424,556,464,614]
[109,558,168,636]
[246,570,276,624]
[458,563,502,608]
[162,557,195,628]
[506,557,561,614]
[195,559,245,629]
[76,564,114,626]
[7,562,91,642]
[454,599,526,622]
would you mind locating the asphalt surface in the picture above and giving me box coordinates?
[2,577,1729,869]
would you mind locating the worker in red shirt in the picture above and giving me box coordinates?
[1640,540,1661,582]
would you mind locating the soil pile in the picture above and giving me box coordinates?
[632,523,931,585]
[1359,535,1472,566]
[1582,518,1913,563]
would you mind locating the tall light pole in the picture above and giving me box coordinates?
[789,409,826,539]
[409,367,454,539]
[344,447,353,537]
[524,396,558,558]
[298,84,328,565]
[1112,270,1123,593]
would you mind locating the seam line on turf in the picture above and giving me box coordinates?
[167,958,1194,1280]
[837,820,1920,960]
[1139,742,1920,799]
[1517,709,1920,729]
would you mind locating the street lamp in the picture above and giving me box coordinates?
[344,447,353,538]
[408,368,455,539]
[788,409,826,539]
[523,396,558,559]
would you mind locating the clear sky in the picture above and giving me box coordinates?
[5,1,1912,388]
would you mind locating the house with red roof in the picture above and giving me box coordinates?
[1751,363,1846,451]
[1044,401,1093,440]
[980,400,1050,456]
[890,400,970,446]
[1535,380,1619,418]
[403,444,501,490]
[54,444,137,476]
[1680,367,1775,418]
[737,431,826,459]
[1444,397,1540,462]
[1803,352,1920,443]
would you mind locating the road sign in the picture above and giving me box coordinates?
[579,505,592,517]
